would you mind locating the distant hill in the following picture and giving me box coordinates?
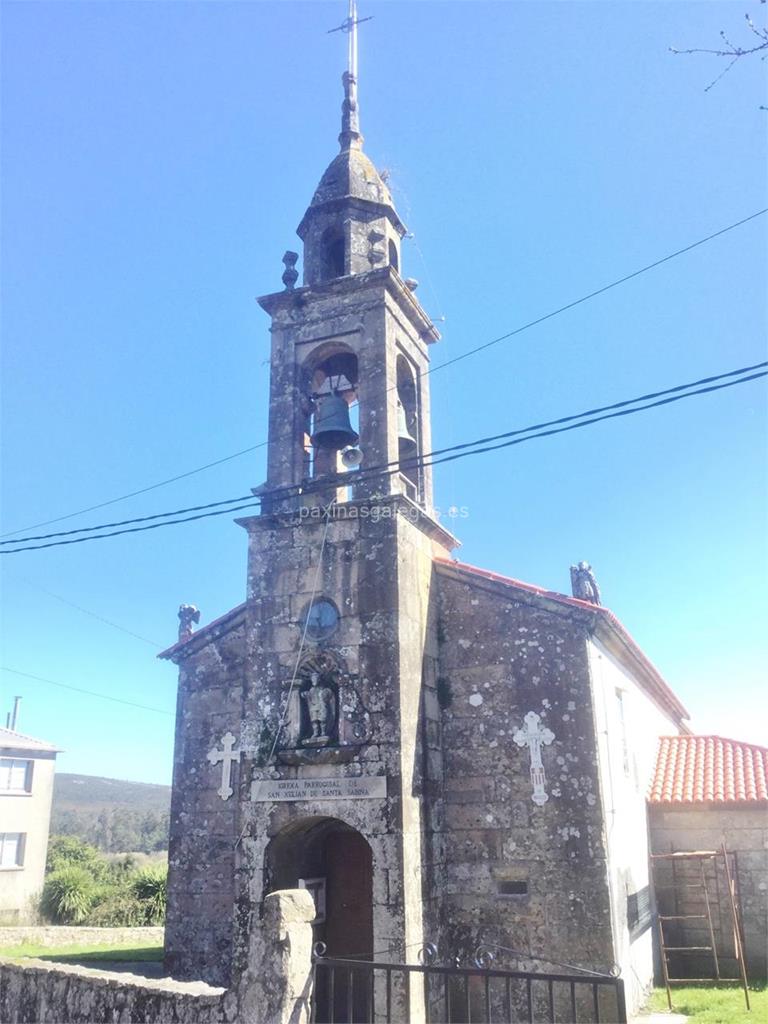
[51,773,172,854]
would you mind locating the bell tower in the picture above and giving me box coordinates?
[258,4,438,512]
[232,1,458,999]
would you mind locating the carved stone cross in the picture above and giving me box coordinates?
[513,711,555,806]
[206,732,241,801]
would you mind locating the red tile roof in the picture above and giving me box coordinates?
[649,735,768,806]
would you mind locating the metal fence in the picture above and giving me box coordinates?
[310,947,627,1024]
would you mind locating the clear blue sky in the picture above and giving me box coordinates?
[1,1,766,785]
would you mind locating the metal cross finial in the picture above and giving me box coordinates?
[328,1,372,151]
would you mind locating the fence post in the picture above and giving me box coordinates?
[237,888,316,1024]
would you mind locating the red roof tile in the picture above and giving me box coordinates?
[649,735,768,806]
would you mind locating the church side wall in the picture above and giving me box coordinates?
[164,624,245,985]
[435,574,615,973]
[587,637,682,1012]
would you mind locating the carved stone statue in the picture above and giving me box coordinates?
[570,562,601,605]
[300,671,336,746]
[178,604,200,641]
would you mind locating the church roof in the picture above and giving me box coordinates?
[311,147,394,212]
[297,146,406,239]
[434,557,690,724]
[0,726,60,753]
[649,734,768,807]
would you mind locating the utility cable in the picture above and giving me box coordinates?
[2,366,765,555]
[4,207,764,539]
[0,441,269,539]
[7,576,162,648]
[423,208,768,377]
[234,509,333,849]
[3,360,765,548]
[0,667,174,717]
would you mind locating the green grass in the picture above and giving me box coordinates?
[646,983,767,1023]
[0,942,163,963]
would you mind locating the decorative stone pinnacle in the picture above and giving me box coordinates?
[282,251,299,290]
[339,71,363,151]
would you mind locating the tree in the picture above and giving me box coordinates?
[671,2,768,96]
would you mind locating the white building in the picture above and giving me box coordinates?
[0,727,60,924]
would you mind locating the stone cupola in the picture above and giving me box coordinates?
[297,63,406,286]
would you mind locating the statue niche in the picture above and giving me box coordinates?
[283,651,341,750]
[300,669,338,747]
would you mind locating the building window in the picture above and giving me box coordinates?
[0,758,33,793]
[0,833,26,869]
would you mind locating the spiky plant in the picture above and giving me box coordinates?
[40,866,97,924]
[130,864,167,924]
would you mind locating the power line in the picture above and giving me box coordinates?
[0,441,268,539]
[3,360,764,546]
[424,207,768,377]
[419,370,767,470]
[4,208,764,540]
[6,576,162,648]
[2,365,764,555]
[0,667,174,717]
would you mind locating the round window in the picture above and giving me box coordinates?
[303,598,339,641]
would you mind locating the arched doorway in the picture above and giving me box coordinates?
[265,817,373,1020]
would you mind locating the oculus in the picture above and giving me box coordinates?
[303,598,339,642]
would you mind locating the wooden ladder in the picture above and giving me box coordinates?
[650,842,750,1011]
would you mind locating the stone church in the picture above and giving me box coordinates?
[159,23,689,1017]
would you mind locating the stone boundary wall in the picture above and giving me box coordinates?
[0,889,315,1024]
[0,959,230,1024]
[0,926,164,949]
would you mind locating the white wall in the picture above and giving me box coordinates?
[588,639,682,1013]
[0,753,56,923]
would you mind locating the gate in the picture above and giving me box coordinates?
[310,943,627,1024]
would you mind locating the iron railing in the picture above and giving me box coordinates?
[310,945,627,1024]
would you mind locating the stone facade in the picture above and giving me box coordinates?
[158,52,691,1024]
[649,806,768,980]
[434,567,615,968]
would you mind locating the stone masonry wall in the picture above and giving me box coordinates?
[434,568,615,971]
[164,620,246,985]
[235,500,449,988]
[0,960,227,1024]
[649,805,768,979]
[0,926,164,949]
[0,889,315,1024]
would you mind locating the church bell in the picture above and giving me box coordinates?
[310,393,359,450]
[397,401,418,458]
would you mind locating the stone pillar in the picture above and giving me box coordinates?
[237,889,315,1024]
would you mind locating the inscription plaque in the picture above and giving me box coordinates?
[251,776,387,802]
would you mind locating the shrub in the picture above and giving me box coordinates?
[87,891,146,927]
[40,866,97,924]
[46,835,106,878]
[131,865,167,924]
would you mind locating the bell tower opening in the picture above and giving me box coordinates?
[305,349,359,481]
[388,238,399,273]
[396,355,420,500]
[320,227,347,282]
